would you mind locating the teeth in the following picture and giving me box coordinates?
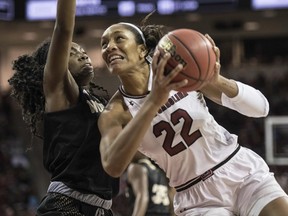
[109,55,122,62]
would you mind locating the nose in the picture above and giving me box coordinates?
[79,53,88,61]
[105,41,117,52]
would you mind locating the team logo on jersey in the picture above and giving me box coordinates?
[87,100,104,113]
[95,208,105,216]
[83,90,105,113]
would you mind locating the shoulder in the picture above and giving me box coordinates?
[106,91,126,111]
[100,91,132,126]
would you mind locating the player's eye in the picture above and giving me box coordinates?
[116,36,125,42]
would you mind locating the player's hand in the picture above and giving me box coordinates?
[150,50,187,107]
[204,34,221,86]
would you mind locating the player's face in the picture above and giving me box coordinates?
[101,24,145,75]
[69,42,94,86]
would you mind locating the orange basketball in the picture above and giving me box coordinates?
[156,29,216,92]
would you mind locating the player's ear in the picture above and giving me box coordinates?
[138,44,148,58]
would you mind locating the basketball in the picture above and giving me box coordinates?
[156,29,216,92]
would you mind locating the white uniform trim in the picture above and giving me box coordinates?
[119,76,285,215]
[120,89,239,187]
[174,147,288,216]
[47,181,112,209]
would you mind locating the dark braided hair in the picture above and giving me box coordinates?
[140,11,168,59]
[119,12,168,61]
[8,38,109,138]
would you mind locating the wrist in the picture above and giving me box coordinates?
[216,76,238,98]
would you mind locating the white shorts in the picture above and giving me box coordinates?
[173,146,288,216]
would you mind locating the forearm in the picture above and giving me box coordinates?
[201,76,238,104]
[214,76,238,98]
[56,0,76,31]
[221,81,269,117]
[202,76,269,117]
[132,195,149,216]
[44,0,76,98]
[101,99,161,177]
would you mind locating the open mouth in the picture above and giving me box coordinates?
[81,63,94,73]
[109,55,124,64]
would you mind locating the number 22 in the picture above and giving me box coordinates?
[153,109,202,156]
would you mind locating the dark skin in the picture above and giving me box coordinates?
[43,0,94,113]
[127,153,150,216]
[99,24,288,215]
[99,24,238,178]
[259,197,288,216]
[127,152,175,216]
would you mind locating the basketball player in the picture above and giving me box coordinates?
[98,20,288,216]
[126,152,173,216]
[8,0,118,215]
[111,152,174,216]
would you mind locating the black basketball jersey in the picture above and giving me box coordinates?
[43,88,119,200]
[127,158,171,216]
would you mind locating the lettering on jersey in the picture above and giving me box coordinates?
[83,90,105,113]
[95,208,105,216]
[158,92,188,114]
[86,100,104,113]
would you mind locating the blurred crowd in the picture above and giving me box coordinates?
[0,89,39,216]
[1,68,288,215]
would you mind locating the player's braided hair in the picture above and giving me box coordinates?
[8,38,109,138]
[140,11,169,58]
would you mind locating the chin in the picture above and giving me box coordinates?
[77,72,94,86]
[109,66,123,75]
[81,66,94,73]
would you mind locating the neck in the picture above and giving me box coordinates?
[120,65,151,96]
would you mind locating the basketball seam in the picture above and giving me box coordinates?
[170,33,203,81]
[164,58,200,81]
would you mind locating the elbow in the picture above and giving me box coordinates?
[256,96,270,117]
[104,166,123,178]
[250,97,270,118]
[100,141,127,178]
[102,160,125,178]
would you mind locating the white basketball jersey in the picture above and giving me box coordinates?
[120,87,239,188]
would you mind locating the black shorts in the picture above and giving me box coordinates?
[36,192,114,216]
